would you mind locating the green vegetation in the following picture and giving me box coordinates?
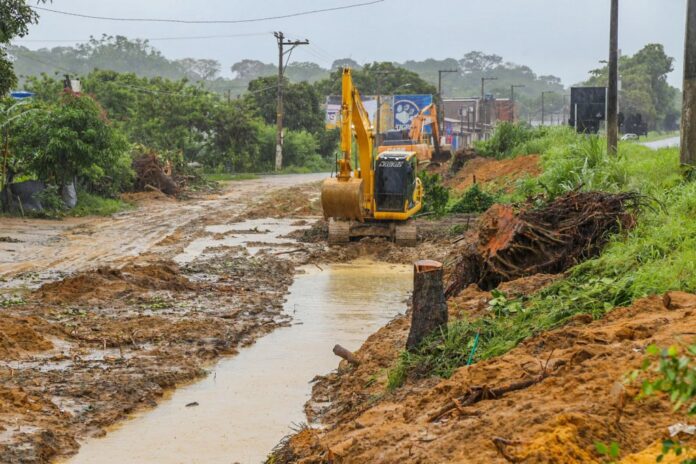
[417,171,449,216]
[585,44,680,131]
[389,124,695,388]
[203,172,259,182]
[70,192,132,217]
[448,184,497,214]
[628,344,696,463]
[0,0,45,95]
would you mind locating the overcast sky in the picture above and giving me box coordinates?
[17,0,688,88]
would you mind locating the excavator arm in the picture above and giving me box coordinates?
[321,68,375,221]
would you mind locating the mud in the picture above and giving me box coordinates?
[282,292,696,463]
[0,174,331,462]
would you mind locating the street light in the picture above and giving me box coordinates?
[510,84,525,123]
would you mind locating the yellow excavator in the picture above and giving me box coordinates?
[320,68,423,246]
[378,102,452,164]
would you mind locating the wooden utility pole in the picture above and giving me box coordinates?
[681,0,696,169]
[607,0,619,155]
[274,32,309,171]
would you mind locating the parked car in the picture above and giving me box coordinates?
[621,133,639,141]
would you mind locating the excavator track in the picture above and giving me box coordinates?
[394,220,417,247]
[328,218,350,244]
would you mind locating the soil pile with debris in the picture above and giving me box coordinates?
[446,154,541,192]
[243,182,322,219]
[33,262,195,305]
[278,292,696,463]
[446,191,642,296]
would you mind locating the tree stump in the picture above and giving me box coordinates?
[406,260,447,350]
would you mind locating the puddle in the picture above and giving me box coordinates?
[64,260,412,464]
[174,218,309,264]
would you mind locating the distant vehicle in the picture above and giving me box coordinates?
[621,133,639,141]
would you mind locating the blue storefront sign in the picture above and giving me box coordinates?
[393,94,433,132]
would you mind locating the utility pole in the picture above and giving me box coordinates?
[274,31,309,171]
[438,69,457,130]
[607,0,619,155]
[510,84,525,123]
[480,77,497,131]
[681,0,696,169]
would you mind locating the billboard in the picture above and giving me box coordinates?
[393,94,433,132]
[325,95,386,129]
[569,87,607,134]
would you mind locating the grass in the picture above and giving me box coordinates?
[69,191,133,217]
[388,128,695,388]
[203,172,259,182]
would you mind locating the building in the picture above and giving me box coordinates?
[442,97,516,148]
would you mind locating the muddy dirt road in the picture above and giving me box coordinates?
[0,173,334,463]
[0,173,326,285]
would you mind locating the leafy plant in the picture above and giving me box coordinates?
[487,290,525,318]
[448,184,497,214]
[627,344,696,463]
[594,441,621,463]
[418,171,449,217]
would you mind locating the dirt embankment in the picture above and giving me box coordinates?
[442,154,541,193]
[281,291,696,463]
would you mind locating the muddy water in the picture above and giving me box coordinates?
[66,260,412,464]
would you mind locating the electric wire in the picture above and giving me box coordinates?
[31,1,385,24]
[14,32,273,43]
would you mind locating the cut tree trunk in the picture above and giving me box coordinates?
[407,260,447,350]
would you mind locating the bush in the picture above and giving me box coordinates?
[418,171,449,216]
[448,184,497,214]
[475,122,545,159]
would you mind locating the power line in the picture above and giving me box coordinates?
[31,1,385,24]
[14,32,272,43]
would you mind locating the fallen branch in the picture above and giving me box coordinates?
[429,352,555,422]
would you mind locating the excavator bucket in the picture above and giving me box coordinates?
[320,177,364,221]
[432,145,453,163]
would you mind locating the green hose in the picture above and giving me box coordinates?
[466,332,480,366]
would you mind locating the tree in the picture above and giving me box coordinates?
[584,43,680,130]
[0,0,45,95]
[315,62,437,96]
[176,58,221,81]
[9,91,131,194]
[246,76,324,133]
[230,59,276,80]
[285,61,328,83]
[459,52,503,74]
[331,58,362,71]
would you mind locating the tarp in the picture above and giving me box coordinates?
[10,91,34,99]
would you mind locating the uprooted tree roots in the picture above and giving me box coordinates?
[133,153,179,196]
[446,191,643,296]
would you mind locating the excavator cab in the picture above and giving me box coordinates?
[374,151,418,212]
